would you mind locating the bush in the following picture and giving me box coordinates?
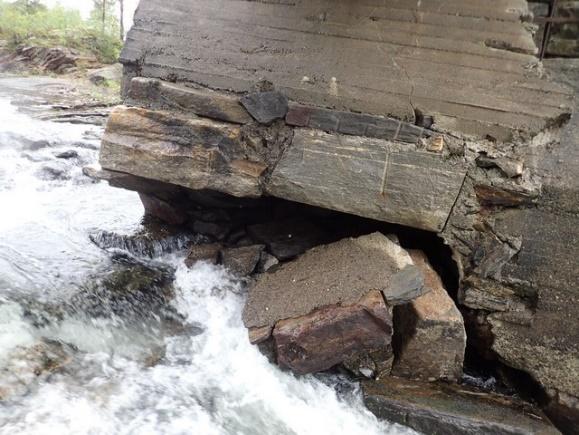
[0,0,122,64]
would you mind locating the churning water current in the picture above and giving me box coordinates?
[0,78,415,435]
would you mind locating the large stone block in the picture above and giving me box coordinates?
[100,106,266,198]
[127,77,252,124]
[273,290,393,376]
[392,250,466,382]
[363,377,560,435]
[267,129,467,232]
[242,232,425,332]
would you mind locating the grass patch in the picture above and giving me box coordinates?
[0,1,122,64]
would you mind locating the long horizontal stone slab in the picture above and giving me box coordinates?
[286,103,430,144]
[99,106,266,198]
[267,129,467,232]
[363,377,560,435]
[126,77,253,124]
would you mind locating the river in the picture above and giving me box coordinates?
[0,77,414,435]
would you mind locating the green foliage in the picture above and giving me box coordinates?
[0,0,122,64]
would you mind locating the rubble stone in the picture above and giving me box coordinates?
[273,291,393,376]
[392,250,466,382]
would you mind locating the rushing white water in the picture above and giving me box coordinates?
[0,78,415,435]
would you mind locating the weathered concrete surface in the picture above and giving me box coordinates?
[242,232,424,331]
[99,106,269,198]
[363,377,561,435]
[392,250,466,382]
[441,59,579,429]
[273,290,393,376]
[268,129,467,232]
[121,0,573,140]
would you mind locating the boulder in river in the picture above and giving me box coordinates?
[273,290,393,377]
[185,243,222,267]
[243,232,428,375]
[0,339,72,401]
[392,250,466,383]
[221,244,265,276]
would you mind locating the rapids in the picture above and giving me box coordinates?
[0,77,415,435]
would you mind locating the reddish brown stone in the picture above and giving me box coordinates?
[272,290,393,376]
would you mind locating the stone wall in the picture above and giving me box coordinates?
[95,0,578,432]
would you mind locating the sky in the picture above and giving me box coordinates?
[41,0,140,31]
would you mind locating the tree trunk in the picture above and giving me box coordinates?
[102,0,107,33]
[119,0,125,40]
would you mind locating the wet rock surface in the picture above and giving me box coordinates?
[0,339,73,402]
[363,376,560,435]
[392,250,466,383]
[274,291,393,377]
[69,254,176,320]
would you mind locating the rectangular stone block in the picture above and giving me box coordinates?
[267,129,467,232]
[363,377,560,435]
[127,77,252,124]
[285,104,427,144]
[100,106,264,198]
[392,250,466,382]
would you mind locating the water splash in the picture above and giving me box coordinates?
[0,78,415,435]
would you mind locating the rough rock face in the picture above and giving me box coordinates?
[100,106,276,198]
[0,46,98,74]
[363,377,560,435]
[392,250,466,382]
[242,233,424,331]
[242,232,431,376]
[273,291,393,377]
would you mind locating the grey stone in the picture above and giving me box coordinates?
[246,218,329,260]
[127,77,252,124]
[256,251,279,273]
[285,104,426,144]
[386,266,425,306]
[393,250,466,382]
[242,232,425,330]
[99,106,267,198]
[267,129,468,232]
[363,377,560,435]
[185,243,222,267]
[221,244,264,276]
[240,91,288,124]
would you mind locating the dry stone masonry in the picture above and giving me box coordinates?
[94,0,579,432]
